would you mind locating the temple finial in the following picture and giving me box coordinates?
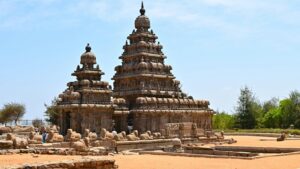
[140,1,145,15]
[85,43,91,52]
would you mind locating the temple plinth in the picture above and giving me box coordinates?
[112,3,214,132]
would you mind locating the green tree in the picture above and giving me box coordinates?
[32,118,44,128]
[235,86,257,129]
[262,107,282,128]
[262,98,279,114]
[44,98,60,125]
[1,103,26,125]
[213,111,235,129]
[279,91,300,128]
[0,109,10,125]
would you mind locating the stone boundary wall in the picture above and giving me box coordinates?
[184,146,258,157]
[139,151,255,160]
[0,147,108,156]
[116,139,180,151]
[215,146,300,153]
[140,150,300,160]
[1,158,117,169]
[225,133,300,138]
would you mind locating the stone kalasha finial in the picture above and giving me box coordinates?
[85,43,92,52]
[140,1,145,15]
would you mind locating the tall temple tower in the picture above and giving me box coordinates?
[113,3,214,132]
[57,44,128,134]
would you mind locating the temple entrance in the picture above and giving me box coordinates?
[64,112,71,135]
[126,97,136,132]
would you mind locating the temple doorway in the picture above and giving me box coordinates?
[64,112,71,135]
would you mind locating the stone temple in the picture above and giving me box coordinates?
[57,3,214,135]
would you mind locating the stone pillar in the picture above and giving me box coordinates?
[70,112,77,132]
[120,113,128,132]
[139,113,148,133]
[151,113,156,132]
[101,112,112,131]
[160,113,169,132]
[59,111,64,134]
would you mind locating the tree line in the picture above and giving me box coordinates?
[213,86,300,130]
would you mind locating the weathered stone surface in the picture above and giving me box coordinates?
[0,140,13,149]
[46,130,64,143]
[55,2,214,136]
[0,126,12,135]
[2,158,117,169]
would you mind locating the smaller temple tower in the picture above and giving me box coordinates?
[57,44,128,134]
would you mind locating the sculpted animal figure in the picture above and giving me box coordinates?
[100,128,114,140]
[113,131,127,141]
[126,130,140,141]
[277,132,286,142]
[6,133,28,149]
[28,132,42,144]
[152,132,162,139]
[140,131,153,140]
[83,129,97,141]
[215,131,224,140]
[6,133,16,141]
[71,140,88,152]
[65,129,81,142]
[46,130,64,143]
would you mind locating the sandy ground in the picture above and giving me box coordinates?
[226,135,300,148]
[111,154,300,169]
[1,136,300,169]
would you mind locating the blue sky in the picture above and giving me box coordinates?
[0,0,299,119]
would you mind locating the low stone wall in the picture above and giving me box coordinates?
[0,147,108,156]
[184,146,258,157]
[225,133,281,137]
[139,151,255,160]
[116,139,180,151]
[2,158,117,169]
[215,146,300,153]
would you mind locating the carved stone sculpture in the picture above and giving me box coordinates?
[28,132,42,144]
[140,131,153,140]
[152,132,162,139]
[100,128,114,140]
[71,140,88,152]
[113,131,127,141]
[277,132,286,141]
[83,129,97,141]
[65,129,81,142]
[46,130,64,143]
[6,133,16,141]
[126,130,140,141]
[56,3,214,135]
[6,133,28,149]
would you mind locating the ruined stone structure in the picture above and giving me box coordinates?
[57,3,214,135]
[112,3,214,133]
[57,44,129,134]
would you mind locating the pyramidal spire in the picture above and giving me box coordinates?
[140,1,145,15]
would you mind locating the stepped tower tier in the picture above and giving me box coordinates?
[57,44,129,134]
[112,3,214,132]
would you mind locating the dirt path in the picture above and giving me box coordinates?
[1,136,300,169]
